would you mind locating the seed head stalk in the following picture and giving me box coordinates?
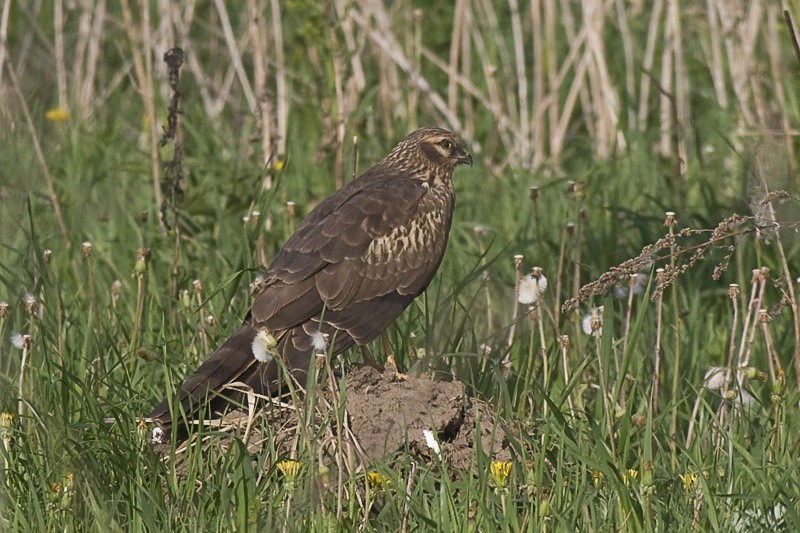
[665,212,681,471]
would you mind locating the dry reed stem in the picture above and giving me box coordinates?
[401,461,416,533]
[508,255,524,349]
[638,0,664,130]
[741,270,767,368]
[326,1,347,189]
[79,0,107,118]
[6,62,72,250]
[653,269,665,415]
[271,0,288,156]
[706,0,728,107]
[447,0,465,116]
[508,0,529,164]
[0,2,9,83]
[350,9,473,146]
[248,0,268,165]
[120,0,165,233]
[766,6,794,165]
[213,0,257,114]
[52,0,66,108]
[460,4,474,133]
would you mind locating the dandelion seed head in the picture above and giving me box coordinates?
[703,366,726,391]
[310,330,327,353]
[11,333,26,350]
[518,271,548,304]
[582,307,603,336]
[252,328,277,363]
[150,426,164,444]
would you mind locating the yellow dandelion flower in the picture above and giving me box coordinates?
[274,160,284,172]
[490,461,512,488]
[679,473,698,493]
[0,412,12,430]
[592,470,604,488]
[367,472,391,489]
[276,460,301,480]
[46,108,70,123]
[623,468,638,487]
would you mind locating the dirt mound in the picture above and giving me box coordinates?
[153,366,513,475]
[345,366,512,470]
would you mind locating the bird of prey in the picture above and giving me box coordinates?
[150,127,472,430]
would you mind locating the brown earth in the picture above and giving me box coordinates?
[153,366,514,476]
[344,366,513,471]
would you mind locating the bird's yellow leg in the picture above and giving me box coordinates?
[359,345,382,371]
[382,330,407,380]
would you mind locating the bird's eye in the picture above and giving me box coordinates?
[440,139,452,150]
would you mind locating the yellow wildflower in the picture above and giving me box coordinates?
[274,160,284,172]
[276,460,301,480]
[592,470,604,488]
[679,473,698,493]
[623,469,638,487]
[46,108,70,123]
[367,472,391,489]
[490,461,512,488]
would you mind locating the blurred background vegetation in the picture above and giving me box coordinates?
[2,0,800,530]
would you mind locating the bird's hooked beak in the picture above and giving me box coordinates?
[455,147,473,167]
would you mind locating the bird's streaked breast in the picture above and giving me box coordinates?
[364,182,454,271]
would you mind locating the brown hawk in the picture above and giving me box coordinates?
[150,127,472,430]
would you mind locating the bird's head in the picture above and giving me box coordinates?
[382,127,473,176]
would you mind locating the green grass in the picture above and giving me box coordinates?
[3,2,800,531]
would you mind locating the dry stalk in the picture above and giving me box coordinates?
[53,0,66,108]
[447,0,465,116]
[766,7,794,165]
[637,0,664,130]
[508,0,529,164]
[706,0,728,108]
[460,3,474,133]
[120,0,165,233]
[325,1,347,189]
[212,0,257,114]
[248,0,269,165]
[270,0,288,156]
[350,9,473,147]
[560,335,575,417]
[79,0,107,117]
[741,268,768,368]
[507,254,524,349]
[6,62,72,251]
[653,268,665,415]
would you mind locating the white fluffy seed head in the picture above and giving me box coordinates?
[703,366,726,391]
[151,426,165,444]
[518,272,548,304]
[252,329,277,363]
[310,330,327,353]
[11,333,26,350]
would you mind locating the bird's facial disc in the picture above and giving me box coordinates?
[423,135,473,167]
